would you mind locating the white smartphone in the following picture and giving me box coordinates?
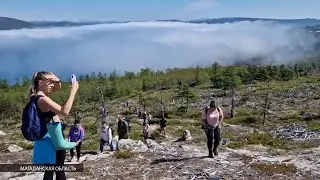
[71,74,77,83]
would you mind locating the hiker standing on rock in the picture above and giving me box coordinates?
[68,119,84,162]
[117,115,129,140]
[201,100,224,158]
[100,121,114,152]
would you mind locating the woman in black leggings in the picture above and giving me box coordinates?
[26,71,79,180]
[43,122,68,180]
[43,150,66,180]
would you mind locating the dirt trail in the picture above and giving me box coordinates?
[1,139,319,180]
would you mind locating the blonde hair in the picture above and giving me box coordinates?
[27,71,52,98]
[117,115,123,122]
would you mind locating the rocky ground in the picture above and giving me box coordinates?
[1,78,319,180]
[1,124,320,180]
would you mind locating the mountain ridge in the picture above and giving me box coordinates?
[1,16,320,30]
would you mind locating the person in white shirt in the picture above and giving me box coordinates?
[100,121,113,152]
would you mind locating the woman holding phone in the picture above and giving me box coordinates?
[27,71,79,180]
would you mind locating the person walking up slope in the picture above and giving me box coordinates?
[201,100,224,158]
[117,115,129,140]
[100,121,114,153]
[68,119,84,162]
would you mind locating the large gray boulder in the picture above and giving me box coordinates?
[117,139,148,153]
[146,139,164,152]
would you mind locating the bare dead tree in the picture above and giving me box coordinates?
[160,93,167,118]
[262,81,271,126]
[94,83,108,133]
[138,93,147,112]
[230,84,236,118]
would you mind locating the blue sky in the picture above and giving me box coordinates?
[1,0,320,21]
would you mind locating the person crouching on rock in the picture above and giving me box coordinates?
[117,115,129,140]
[100,121,114,153]
[68,119,84,162]
[201,100,224,158]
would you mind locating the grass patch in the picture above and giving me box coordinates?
[250,162,297,175]
[168,107,202,119]
[235,107,260,117]
[80,118,100,150]
[167,119,182,126]
[128,123,144,140]
[227,141,246,149]
[279,113,300,121]
[9,133,24,141]
[269,80,300,91]
[227,130,318,150]
[17,141,33,150]
[166,126,184,138]
[247,132,287,149]
[184,109,202,119]
[83,166,93,176]
[113,150,135,159]
[278,113,301,123]
[81,136,99,150]
[130,129,144,141]
[221,127,248,141]
[299,141,317,149]
[226,115,261,125]
[187,125,206,142]
[187,125,205,136]
[150,129,161,140]
[306,121,320,131]
[227,132,290,150]
[166,123,206,142]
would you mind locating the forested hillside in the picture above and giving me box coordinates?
[0,61,319,121]
[1,61,320,179]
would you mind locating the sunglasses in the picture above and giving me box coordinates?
[42,77,61,84]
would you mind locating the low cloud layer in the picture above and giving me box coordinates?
[0,21,318,82]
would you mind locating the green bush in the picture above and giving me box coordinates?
[250,163,297,175]
[150,129,161,140]
[176,106,187,117]
[279,114,300,121]
[247,132,286,148]
[18,142,33,150]
[113,150,135,159]
[130,129,144,141]
[185,109,202,119]
[123,109,133,116]
[226,115,261,125]
[235,107,260,116]
[227,132,289,150]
